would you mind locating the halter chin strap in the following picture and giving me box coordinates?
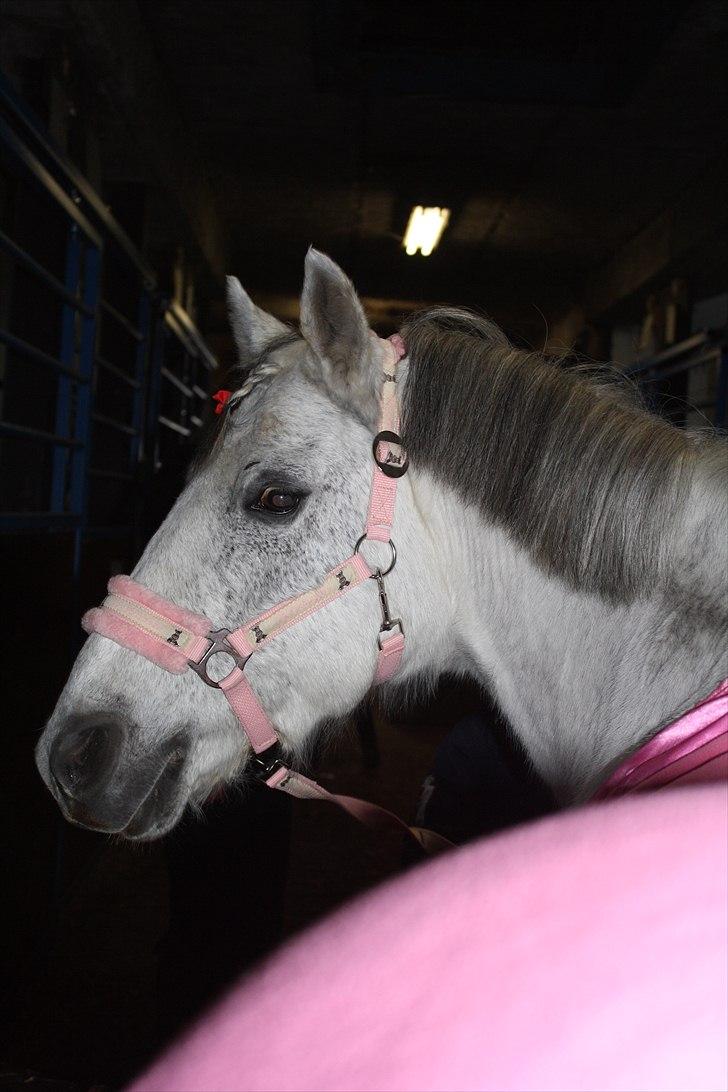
[82,334,451,855]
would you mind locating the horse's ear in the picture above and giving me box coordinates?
[226,276,289,363]
[299,248,378,424]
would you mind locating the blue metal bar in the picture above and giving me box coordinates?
[100,299,143,342]
[70,244,101,580]
[0,116,102,248]
[630,350,720,386]
[165,300,218,370]
[145,312,166,469]
[130,290,151,470]
[161,365,193,397]
[0,327,84,380]
[158,414,191,437]
[0,227,94,316]
[0,421,81,446]
[625,332,710,376]
[163,306,198,359]
[0,72,156,287]
[51,225,82,512]
[95,354,141,389]
[92,411,138,437]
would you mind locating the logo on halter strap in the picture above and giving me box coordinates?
[251,624,267,644]
[166,628,183,646]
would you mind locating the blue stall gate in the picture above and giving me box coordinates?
[626,330,728,432]
[0,71,218,595]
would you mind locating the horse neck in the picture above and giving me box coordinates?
[408,463,728,805]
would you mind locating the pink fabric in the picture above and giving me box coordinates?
[219,670,278,754]
[265,767,451,853]
[366,473,399,542]
[109,575,212,636]
[81,606,190,674]
[129,785,728,1092]
[374,631,406,683]
[229,554,371,654]
[596,677,728,799]
[365,336,406,543]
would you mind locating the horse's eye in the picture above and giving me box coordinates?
[252,486,300,514]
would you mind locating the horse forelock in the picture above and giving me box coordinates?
[232,330,303,398]
[190,330,304,474]
[400,307,722,602]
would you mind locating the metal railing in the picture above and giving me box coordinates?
[625,330,728,430]
[0,70,218,578]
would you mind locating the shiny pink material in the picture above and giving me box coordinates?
[595,677,728,799]
[130,785,728,1092]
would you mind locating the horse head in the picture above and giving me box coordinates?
[35,250,449,839]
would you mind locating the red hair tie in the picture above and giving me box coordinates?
[212,389,232,415]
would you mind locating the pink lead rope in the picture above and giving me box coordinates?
[83,334,450,855]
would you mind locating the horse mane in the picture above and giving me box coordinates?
[400,307,708,601]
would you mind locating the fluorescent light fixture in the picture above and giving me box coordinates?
[403,205,450,256]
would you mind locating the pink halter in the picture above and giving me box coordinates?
[82,334,449,854]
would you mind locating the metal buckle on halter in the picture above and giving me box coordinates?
[373,568,404,646]
[372,430,409,479]
[188,628,251,689]
[354,535,397,577]
[249,741,285,782]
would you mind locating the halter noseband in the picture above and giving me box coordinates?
[82,334,450,853]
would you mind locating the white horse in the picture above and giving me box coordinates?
[36,249,728,839]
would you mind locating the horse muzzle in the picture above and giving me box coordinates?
[36,714,191,839]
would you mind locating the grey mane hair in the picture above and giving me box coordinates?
[400,307,709,602]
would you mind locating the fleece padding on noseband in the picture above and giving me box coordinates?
[82,575,213,674]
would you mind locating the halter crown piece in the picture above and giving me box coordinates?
[82,334,450,854]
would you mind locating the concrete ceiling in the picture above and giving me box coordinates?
[142,0,728,339]
[4,0,728,344]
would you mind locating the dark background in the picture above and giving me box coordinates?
[1,2,727,1089]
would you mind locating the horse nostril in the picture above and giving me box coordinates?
[49,720,123,801]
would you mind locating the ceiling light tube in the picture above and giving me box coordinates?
[403,205,450,256]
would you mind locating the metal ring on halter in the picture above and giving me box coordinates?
[354,535,397,577]
[188,628,251,689]
[372,430,409,479]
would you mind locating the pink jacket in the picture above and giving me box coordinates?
[130,783,727,1092]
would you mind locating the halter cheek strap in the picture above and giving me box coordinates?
[82,334,451,855]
